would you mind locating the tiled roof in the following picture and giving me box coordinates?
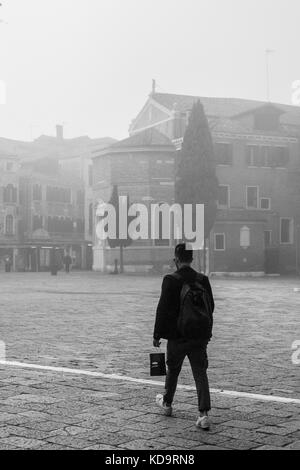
[152,93,300,127]
[0,136,115,161]
[0,152,19,160]
[110,128,174,149]
[210,117,297,137]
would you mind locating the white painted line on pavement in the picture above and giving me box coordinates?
[1,360,300,405]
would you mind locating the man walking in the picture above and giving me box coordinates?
[63,253,72,274]
[153,243,214,429]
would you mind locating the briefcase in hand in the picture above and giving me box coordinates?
[150,352,166,376]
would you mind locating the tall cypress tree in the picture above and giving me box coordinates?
[175,100,219,272]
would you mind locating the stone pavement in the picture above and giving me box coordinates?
[0,271,300,450]
[0,364,299,450]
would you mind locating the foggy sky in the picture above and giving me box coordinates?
[0,0,299,142]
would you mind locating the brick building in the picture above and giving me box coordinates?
[92,129,176,272]
[93,91,300,275]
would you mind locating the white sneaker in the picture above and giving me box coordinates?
[196,415,210,430]
[156,394,172,416]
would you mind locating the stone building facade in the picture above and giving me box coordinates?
[17,157,85,271]
[0,154,22,270]
[93,92,300,275]
[0,128,114,271]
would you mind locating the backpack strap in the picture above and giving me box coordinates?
[170,272,190,305]
[194,274,213,314]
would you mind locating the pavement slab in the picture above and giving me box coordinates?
[0,272,299,450]
[0,364,298,450]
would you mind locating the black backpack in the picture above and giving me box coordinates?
[172,273,213,340]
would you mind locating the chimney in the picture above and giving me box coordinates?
[151,79,156,95]
[56,124,64,140]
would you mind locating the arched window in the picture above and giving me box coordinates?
[4,184,17,203]
[240,226,250,249]
[5,215,14,235]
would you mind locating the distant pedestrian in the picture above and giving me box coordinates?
[63,254,72,273]
[4,256,12,273]
[50,247,59,276]
[153,243,214,430]
[113,259,119,274]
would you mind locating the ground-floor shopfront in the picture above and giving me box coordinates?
[0,242,93,272]
[92,222,300,276]
[92,241,208,274]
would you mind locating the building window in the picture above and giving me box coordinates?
[261,147,271,167]
[246,186,259,209]
[246,145,260,167]
[218,185,230,208]
[33,184,42,201]
[240,226,250,248]
[214,233,225,251]
[260,198,271,210]
[261,146,282,168]
[77,190,84,205]
[280,218,294,244]
[215,143,233,165]
[6,162,13,171]
[246,145,289,168]
[46,186,71,203]
[273,147,289,168]
[3,184,17,203]
[5,215,14,235]
[264,230,272,248]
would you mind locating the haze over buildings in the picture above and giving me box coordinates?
[1,1,300,275]
[0,0,300,141]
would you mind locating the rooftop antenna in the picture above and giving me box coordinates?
[265,49,275,102]
[0,3,7,24]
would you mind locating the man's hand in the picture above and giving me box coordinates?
[153,338,161,348]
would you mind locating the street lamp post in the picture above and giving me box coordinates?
[296,225,300,276]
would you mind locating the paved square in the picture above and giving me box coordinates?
[0,272,299,450]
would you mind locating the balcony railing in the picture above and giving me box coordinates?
[25,231,85,242]
[46,232,85,241]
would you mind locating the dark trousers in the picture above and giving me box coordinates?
[164,338,211,412]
